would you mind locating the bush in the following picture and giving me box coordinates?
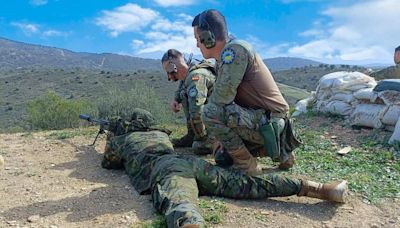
[96,81,174,124]
[27,91,96,130]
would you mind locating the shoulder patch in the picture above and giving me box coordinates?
[191,75,200,81]
[188,87,198,98]
[221,48,235,64]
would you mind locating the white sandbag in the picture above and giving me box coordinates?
[318,71,376,91]
[320,100,353,116]
[389,117,400,144]
[292,96,315,117]
[330,93,354,103]
[377,90,400,105]
[353,88,378,102]
[381,105,400,126]
[350,104,385,128]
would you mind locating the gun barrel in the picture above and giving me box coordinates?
[79,114,91,121]
[79,114,109,125]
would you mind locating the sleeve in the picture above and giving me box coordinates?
[174,80,185,103]
[187,72,209,119]
[209,44,249,105]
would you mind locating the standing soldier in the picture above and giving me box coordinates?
[191,10,300,175]
[101,108,347,228]
[162,49,216,155]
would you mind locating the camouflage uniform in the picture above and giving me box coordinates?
[202,39,294,166]
[102,124,301,228]
[175,61,216,144]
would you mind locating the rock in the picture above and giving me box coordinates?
[0,155,4,169]
[27,215,40,223]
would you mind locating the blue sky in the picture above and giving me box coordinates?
[0,0,399,64]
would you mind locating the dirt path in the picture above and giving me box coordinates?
[0,131,399,228]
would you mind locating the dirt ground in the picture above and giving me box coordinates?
[0,120,399,228]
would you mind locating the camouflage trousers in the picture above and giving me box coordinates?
[151,154,301,228]
[202,102,287,162]
[181,93,208,141]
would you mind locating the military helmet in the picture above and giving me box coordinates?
[130,108,156,129]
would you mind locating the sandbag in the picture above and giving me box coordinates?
[389,117,400,144]
[373,79,400,92]
[319,71,376,91]
[292,96,315,117]
[381,105,400,126]
[350,104,385,128]
[377,90,400,105]
[353,88,378,102]
[320,100,353,116]
[330,93,354,103]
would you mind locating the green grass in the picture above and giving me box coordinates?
[134,215,166,228]
[288,124,400,203]
[199,198,228,225]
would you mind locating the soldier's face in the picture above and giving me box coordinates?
[194,27,211,59]
[395,50,400,64]
[162,61,178,81]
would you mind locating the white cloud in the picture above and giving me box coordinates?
[246,35,292,58]
[287,0,400,64]
[132,15,198,56]
[96,3,197,57]
[96,3,159,37]
[42,30,68,37]
[11,22,39,35]
[30,0,48,6]
[153,0,196,7]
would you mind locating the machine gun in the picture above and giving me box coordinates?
[79,114,110,146]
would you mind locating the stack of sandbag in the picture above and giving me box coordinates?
[314,71,377,116]
[350,79,400,134]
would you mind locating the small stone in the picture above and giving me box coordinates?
[27,215,40,223]
[50,226,58,228]
[388,219,396,224]
[0,155,4,169]
[260,211,269,215]
[370,224,379,228]
[6,220,17,225]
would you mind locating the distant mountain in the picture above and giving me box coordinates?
[264,57,322,71]
[0,37,162,72]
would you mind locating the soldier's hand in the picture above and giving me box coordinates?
[170,100,181,113]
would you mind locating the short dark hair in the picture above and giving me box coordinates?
[396,46,400,52]
[192,9,228,42]
[161,49,183,63]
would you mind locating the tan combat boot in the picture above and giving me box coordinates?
[278,152,295,170]
[298,179,348,203]
[229,146,263,176]
[172,123,195,147]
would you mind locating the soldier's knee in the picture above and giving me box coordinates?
[202,102,224,124]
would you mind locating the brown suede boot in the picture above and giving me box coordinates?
[278,151,295,170]
[229,146,262,176]
[172,123,195,147]
[298,179,348,203]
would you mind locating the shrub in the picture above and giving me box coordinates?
[96,81,174,124]
[27,91,96,130]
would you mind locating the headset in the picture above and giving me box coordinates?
[198,10,216,49]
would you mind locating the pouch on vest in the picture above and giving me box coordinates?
[259,121,281,162]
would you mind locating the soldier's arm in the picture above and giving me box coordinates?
[187,74,209,137]
[174,80,185,104]
[209,44,249,105]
